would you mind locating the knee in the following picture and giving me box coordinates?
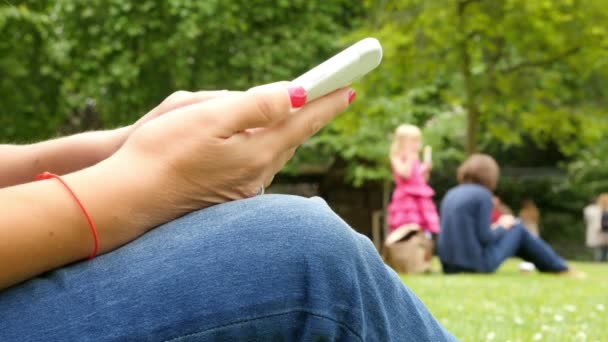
[240,195,369,263]
[187,195,378,304]
[248,195,380,279]
[511,223,532,238]
[175,194,372,267]
[140,196,406,338]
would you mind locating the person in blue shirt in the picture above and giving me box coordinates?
[438,154,571,274]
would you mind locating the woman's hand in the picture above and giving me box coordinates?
[131,90,232,133]
[109,90,232,154]
[103,82,353,228]
[0,84,352,288]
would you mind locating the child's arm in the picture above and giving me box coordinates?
[391,155,415,178]
[421,162,432,182]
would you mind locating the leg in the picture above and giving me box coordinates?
[441,263,476,274]
[594,247,604,262]
[485,224,568,273]
[0,195,456,341]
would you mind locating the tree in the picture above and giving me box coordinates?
[341,0,608,159]
[3,0,607,189]
[0,0,363,142]
[0,3,63,141]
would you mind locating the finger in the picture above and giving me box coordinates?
[242,147,295,197]
[132,91,232,135]
[140,90,235,127]
[156,90,233,115]
[269,147,297,176]
[244,127,265,134]
[263,174,275,189]
[195,83,298,136]
[247,81,290,92]
[259,147,296,190]
[263,87,353,149]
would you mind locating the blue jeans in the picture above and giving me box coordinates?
[0,195,456,341]
[484,224,568,272]
[442,224,567,274]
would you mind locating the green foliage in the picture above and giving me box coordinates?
[269,0,608,188]
[0,0,363,141]
[406,259,608,341]
[560,137,608,206]
[495,176,585,243]
[343,0,608,182]
[2,0,607,198]
[0,4,63,141]
[295,83,450,186]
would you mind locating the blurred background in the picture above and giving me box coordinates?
[2,0,607,259]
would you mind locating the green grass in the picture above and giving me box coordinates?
[402,259,608,342]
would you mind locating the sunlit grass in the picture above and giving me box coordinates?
[402,259,608,342]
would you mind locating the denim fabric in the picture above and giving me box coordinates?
[441,264,476,274]
[1,195,457,341]
[484,224,568,273]
[442,224,568,274]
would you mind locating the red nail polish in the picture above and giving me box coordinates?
[288,86,307,108]
[348,90,357,104]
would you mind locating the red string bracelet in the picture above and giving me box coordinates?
[35,172,99,259]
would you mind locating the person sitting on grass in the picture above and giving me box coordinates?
[438,154,576,275]
[0,84,456,341]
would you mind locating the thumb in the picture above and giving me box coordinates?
[204,83,305,136]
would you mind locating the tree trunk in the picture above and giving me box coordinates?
[457,0,480,155]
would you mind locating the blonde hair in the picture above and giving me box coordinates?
[598,193,608,210]
[390,124,422,158]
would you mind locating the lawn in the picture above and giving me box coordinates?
[402,259,608,342]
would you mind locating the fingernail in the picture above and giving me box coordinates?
[348,90,357,104]
[288,86,307,108]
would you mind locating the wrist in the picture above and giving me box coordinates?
[63,153,166,254]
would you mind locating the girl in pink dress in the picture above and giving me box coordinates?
[388,124,440,234]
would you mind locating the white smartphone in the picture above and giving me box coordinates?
[291,37,383,102]
[423,145,432,164]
